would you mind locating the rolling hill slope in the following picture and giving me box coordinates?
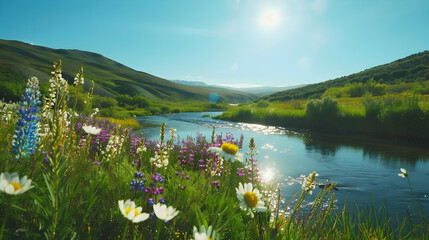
[0,39,257,103]
[261,51,429,101]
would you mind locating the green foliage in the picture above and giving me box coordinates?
[92,95,118,109]
[256,100,270,108]
[115,94,149,108]
[323,79,387,98]
[0,66,26,101]
[305,97,339,119]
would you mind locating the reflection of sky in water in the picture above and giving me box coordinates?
[136,112,429,219]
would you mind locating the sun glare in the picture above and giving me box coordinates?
[261,168,275,183]
[259,9,280,29]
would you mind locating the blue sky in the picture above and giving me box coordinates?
[1,0,428,87]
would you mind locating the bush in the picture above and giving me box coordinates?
[92,95,118,109]
[256,100,269,108]
[305,97,339,119]
[322,79,388,98]
[379,95,424,129]
[347,82,366,97]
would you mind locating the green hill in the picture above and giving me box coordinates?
[0,39,257,103]
[261,51,429,101]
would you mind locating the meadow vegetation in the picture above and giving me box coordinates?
[1,61,428,239]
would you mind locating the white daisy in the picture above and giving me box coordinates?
[118,199,149,223]
[193,225,218,240]
[82,124,101,135]
[0,172,33,195]
[236,182,266,217]
[208,142,243,162]
[153,203,179,221]
[398,168,408,178]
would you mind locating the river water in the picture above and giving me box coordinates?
[135,112,429,219]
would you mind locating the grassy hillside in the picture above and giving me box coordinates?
[261,51,429,101]
[0,39,257,103]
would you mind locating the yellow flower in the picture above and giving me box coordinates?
[221,143,238,155]
[236,182,266,217]
[208,143,243,162]
[0,172,33,195]
[118,200,149,223]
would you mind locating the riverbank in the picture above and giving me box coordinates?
[216,94,429,142]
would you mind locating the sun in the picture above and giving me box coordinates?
[259,9,280,29]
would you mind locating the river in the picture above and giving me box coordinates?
[135,112,429,220]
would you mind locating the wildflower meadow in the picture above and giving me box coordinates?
[0,61,428,239]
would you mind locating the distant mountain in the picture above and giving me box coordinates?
[171,80,207,86]
[0,39,257,103]
[170,80,305,97]
[229,85,307,97]
[261,51,429,101]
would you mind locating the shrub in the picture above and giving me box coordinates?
[305,97,339,119]
[379,95,424,129]
[256,100,269,108]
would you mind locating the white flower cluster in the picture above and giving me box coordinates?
[73,68,85,86]
[302,171,318,195]
[46,61,68,108]
[1,102,17,122]
[136,145,147,154]
[0,111,13,122]
[149,149,169,169]
[40,61,70,140]
[73,76,84,86]
[102,134,125,162]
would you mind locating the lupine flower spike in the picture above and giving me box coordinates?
[12,77,41,161]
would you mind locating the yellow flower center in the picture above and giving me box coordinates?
[221,143,238,155]
[125,207,141,217]
[10,182,22,191]
[243,192,259,208]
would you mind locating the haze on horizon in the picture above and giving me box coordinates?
[1,0,428,88]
